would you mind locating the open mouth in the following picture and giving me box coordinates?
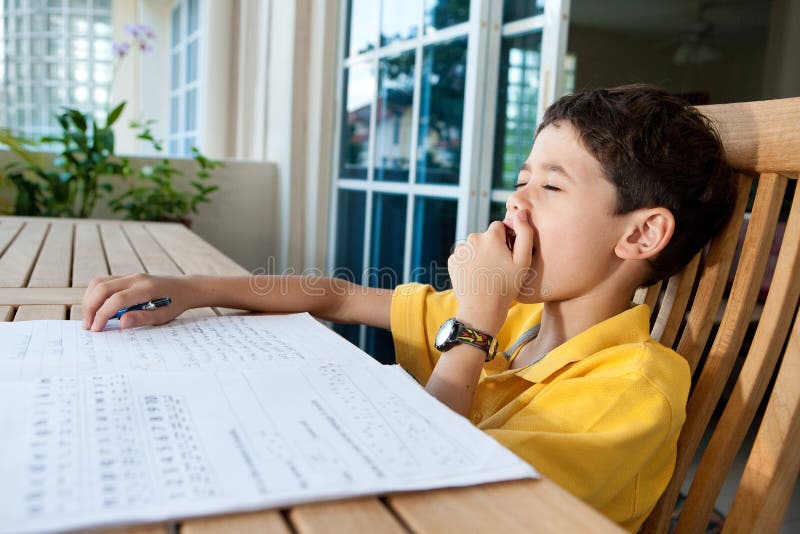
[505,226,516,251]
[503,221,536,256]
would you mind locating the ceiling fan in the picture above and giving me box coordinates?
[672,0,722,65]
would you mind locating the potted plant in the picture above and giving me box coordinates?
[107,120,222,226]
[1,104,127,217]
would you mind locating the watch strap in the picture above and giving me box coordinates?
[455,322,498,362]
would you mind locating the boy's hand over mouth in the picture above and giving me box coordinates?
[448,209,535,335]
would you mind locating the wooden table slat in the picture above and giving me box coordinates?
[146,223,248,276]
[123,224,183,276]
[0,305,13,321]
[0,287,84,306]
[179,307,219,319]
[289,498,407,534]
[0,221,49,287]
[72,223,109,287]
[14,304,67,321]
[180,510,291,534]
[388,478,624,533]
[0,219,24,255]
[101,223,145,276]
[28,222,74,287]
[70,304,82,321]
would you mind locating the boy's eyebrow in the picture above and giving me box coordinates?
[520,162,574,181]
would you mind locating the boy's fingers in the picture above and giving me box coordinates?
[82,276,130,329]
[119,310,165,330]
[90,287,147,332]
[512,210,534,266]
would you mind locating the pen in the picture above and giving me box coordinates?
[112,297,172,319]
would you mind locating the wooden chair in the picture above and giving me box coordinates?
[634,97,800,533]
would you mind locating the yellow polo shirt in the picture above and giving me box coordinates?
[390,283,690,532]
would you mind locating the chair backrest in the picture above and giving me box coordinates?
[638,97,800,534]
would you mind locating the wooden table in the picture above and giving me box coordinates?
[0,216,624,533]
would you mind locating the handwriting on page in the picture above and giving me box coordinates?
[0,314,372,380]
[0,366,534,533]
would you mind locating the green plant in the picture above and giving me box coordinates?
[108,119,222,222]
[2,103,127,217]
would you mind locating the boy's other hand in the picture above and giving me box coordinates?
[448,209,534,335]
[81,273,191,332]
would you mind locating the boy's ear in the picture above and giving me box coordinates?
[615,208,675,260]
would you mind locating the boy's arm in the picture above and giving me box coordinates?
[82,273,392,332]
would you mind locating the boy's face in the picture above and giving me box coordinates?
[504,122,631,303]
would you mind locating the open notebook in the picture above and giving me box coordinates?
[0,313,536,533]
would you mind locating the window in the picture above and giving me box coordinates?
[168,0,201,156]
[330,0,566,360]
[1,0,113,139]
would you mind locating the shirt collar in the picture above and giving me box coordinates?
[514,304,652,383]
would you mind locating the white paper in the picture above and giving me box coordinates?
[0,314,376,380]
[0,314,537,533]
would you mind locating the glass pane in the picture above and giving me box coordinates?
[185,88,196,130]
[184,136,195,156]
[375,51,414,182]
[170,96,179,133]
[369,193,407,289]
[502,0,544,23]
[171,51,180,90]
[187,0,199,34]
[333,323,361,347]
[411,196,456,291]
[489,200,506,223]
[492,31,541,190]
[347,0,379,56]
[425,0,470,32]
[417,38,467,184]
[334,189,367,283]
[381,0,421,46]
[340,62,375,180]
[171,5,181,46]
[186,39,198,83]
[365,327,396,364]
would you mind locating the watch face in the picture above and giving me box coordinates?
[435,318,457,350]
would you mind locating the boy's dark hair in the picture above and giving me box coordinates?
[537,84,737,285]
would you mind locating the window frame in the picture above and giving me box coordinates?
[327,0,569,351]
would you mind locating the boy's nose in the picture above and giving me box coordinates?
[505,189,529,215]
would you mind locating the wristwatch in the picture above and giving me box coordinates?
[434,318,499,362]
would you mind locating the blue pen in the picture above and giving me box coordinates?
[112,297,172,319]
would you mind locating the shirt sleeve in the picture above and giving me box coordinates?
[390,283,459,384]
[483,370,677,526]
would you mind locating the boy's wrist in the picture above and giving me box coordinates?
[454,308,504,338]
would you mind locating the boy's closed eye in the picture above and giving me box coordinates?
[514,182,562,192]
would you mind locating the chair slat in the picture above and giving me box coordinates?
[28,222,73,287]
[698,97,800,173]
[676,175,752,374]
[72,223,109,287]
[289,498,406,533]
[642,172,768,533]
[676,180,800,533]
[643,280,662,312]
[0,221,48,287]
[101,223,145,276]
[651,252,701,346]
[723,307,800,533]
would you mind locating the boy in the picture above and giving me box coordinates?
[81,85,736,531]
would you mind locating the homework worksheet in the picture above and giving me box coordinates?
[0,314,537,533]
[0,314,377,380]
